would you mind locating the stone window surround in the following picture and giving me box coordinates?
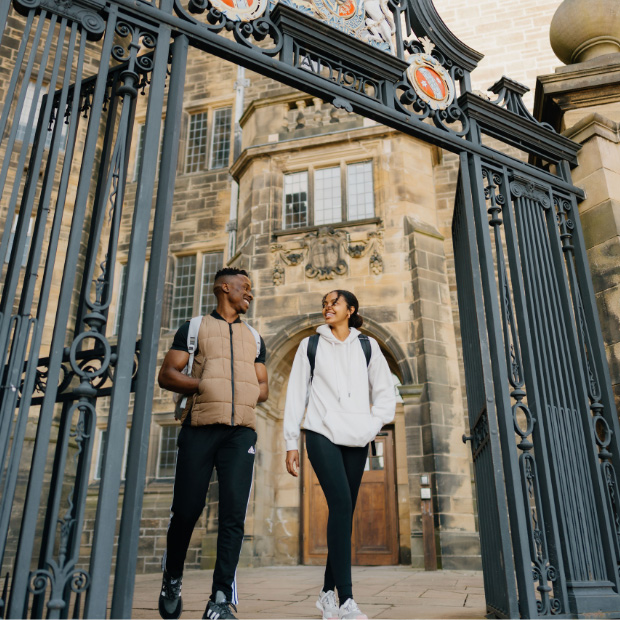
[280,159,375,230]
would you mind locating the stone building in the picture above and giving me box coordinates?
[2,0,619,587]
[80,0,620,577]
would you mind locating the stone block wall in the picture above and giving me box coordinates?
[434,0,564,108]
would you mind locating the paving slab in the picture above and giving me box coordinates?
[130,565,486,619]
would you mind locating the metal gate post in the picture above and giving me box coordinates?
[111,32,189,619]
[453,154,520,618]
[7,10,119,616]
[464,152,540,618]
[83,19,173,619]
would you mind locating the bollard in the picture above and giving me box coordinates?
[420,474,437,571]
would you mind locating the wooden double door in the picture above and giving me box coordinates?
[301,428,399,565]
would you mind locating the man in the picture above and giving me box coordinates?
[157,268,269,620]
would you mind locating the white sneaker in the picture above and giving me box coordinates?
[339,598,367,620]
[316,589,339,619]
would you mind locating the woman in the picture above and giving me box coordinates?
[284,290,396,620]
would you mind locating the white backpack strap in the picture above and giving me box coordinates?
[173,315,202,417]
[243,321,262,359]
[186,315,203,371]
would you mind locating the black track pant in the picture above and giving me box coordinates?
[165,424,256,603]
[305,430,368,604]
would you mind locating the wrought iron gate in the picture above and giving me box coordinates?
[0,0,619,617]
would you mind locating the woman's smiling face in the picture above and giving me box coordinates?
[322,291,352,327]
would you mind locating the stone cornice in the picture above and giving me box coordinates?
[239,92,309,128]
[563,112,620,145]
[398,384,424,401]
[404,216,444,241]
[230,124,401,180]
[534,54,620,130]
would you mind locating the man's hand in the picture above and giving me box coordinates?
[255,362,269,403]
[286,450,299,477]
[158,349,200,394]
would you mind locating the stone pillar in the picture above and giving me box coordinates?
[536,0,620,410]
[403,217,480,569]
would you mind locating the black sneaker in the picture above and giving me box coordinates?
[158,571,183,619]
[202,590,238,619]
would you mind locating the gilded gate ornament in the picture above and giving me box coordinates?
[405,37,455,111]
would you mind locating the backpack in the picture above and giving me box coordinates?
[306,333,371,382]
[306,333,378,455]
[173,315,262,420]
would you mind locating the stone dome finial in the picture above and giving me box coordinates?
[550,0,620,65]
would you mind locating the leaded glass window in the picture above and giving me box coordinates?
[157,425,180,479]
[314,167,342,225]
[283,171,308,229]
[210,107,232,169]
[170,255,197,329]
[347,161,374,221]
[186,112,209,173]
[200,252,224,315]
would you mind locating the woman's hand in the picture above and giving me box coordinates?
[286,450,300,477]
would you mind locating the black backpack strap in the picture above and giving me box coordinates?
[307,334,320,382]
[358,334,371,366]
[359,334,376,455]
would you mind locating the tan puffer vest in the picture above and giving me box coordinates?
[181,315,260,429]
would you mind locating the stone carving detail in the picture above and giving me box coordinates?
[305,227,348,280]
[271,225,384,284]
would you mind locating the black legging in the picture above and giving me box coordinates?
[305,430,368,604]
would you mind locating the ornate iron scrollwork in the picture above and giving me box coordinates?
[487,77,555,133]
[484,166,561,615]
[171,0,472,139]
[13,0,106,40]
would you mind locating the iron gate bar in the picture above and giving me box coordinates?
[497,164,570,614]
[111,31,189,619]
[493,163,570,615]
[556,158,620,566]
[1,0,620,617]
[538,184,620,607]
[465,152,540,618]
[0,9,34,182]
[0,25,88,594]
[453,155,519,618]
[108,0,585,191]
[6,8,118,615]
[83,15,172,616]
[23,22,84,619]
[73,72,125,341]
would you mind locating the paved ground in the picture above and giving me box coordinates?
[131,566,486,619]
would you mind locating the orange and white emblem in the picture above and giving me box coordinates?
[406,39,454,110]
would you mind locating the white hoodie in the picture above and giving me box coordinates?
[283,325,396,450]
